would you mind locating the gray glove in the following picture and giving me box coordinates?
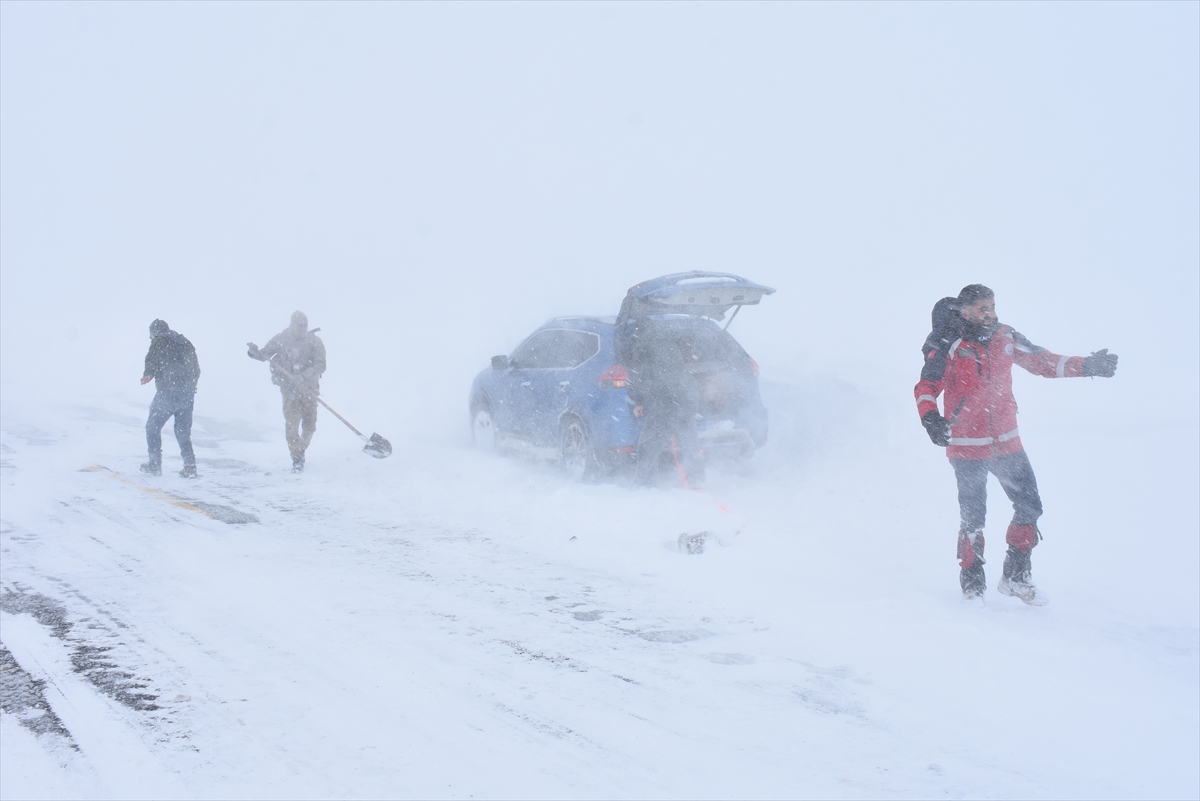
[1082,349,1118,378]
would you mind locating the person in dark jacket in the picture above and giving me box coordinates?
[247,311,326,473]
[914,285,1118,603]
[626,320,708,489]
[140,319,201,478]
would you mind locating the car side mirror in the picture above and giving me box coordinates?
[491,355,509,370]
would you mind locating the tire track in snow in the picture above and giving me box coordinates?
[0,586,161,713]
[0,641,76,746]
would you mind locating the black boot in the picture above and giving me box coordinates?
[998,546,1046,605]
[291,455,304,474]
[1002,546,1031,584]
[960,561,987,598]
[179,464,198,479]
[140,461,162,477]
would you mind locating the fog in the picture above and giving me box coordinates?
[3,2,1196,436]
[1,2,1197,798]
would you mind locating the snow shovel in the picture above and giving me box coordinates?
[308,392,392,459]
[253,348,392,459]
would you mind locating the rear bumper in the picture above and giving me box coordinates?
[698,425,758,458]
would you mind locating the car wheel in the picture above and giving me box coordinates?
[471,402,498,451]
[560,414,597,481]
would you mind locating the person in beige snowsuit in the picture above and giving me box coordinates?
[248,311,326,473]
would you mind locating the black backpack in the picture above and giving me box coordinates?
[157,332,201,391]
[920,297,962,382]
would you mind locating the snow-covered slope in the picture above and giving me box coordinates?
[2,379,1195,799]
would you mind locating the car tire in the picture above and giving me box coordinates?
[471,400,498,451]
[559,414,598,481]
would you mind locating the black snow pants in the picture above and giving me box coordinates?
[146,389,196,467]
[950,449,1042,532]
[635,394,704,488]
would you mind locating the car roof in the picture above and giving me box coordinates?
[542,315,617,329]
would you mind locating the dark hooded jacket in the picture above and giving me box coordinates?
[144,330,201,393]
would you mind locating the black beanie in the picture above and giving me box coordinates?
[150,319,169,335]
[957,284,994,306]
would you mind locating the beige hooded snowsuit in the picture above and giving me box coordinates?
[253,311,327,464]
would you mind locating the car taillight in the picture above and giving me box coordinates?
[749,357,759,378]
[598,364,629,389]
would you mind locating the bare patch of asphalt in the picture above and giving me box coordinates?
[0,642,76,746]
[0,587,160,717]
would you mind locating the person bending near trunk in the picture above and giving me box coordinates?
[915,284,1117,604]
[247,311,326,474]
[627,323,707,489]
[140,319,201,478]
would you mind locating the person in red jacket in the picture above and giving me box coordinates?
[915,285,1117,603]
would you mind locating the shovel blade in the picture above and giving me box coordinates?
[363,433,392,459]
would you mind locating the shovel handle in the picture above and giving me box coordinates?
[312,394,365,439]
[264,354,365,438]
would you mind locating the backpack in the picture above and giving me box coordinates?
[156,331,201,391]
[920,297,962,382]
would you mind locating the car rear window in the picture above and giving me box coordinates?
[620,317,749,375]
[654,321,745,364]
[683,325,744,363]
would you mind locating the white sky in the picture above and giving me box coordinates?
[2,1,1197,438]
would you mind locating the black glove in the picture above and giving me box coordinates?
[1082,348,1118,378]
[247,342,263,360]
[921,409,951,447]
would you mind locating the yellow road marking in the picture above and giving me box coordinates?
[82,465,217,520]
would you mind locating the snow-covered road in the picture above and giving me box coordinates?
[2,387,1195,800]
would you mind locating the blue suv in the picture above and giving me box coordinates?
[468,272,774,479]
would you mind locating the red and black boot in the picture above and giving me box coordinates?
[957,529,986,598]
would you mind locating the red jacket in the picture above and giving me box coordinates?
[915,325,1084,460]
